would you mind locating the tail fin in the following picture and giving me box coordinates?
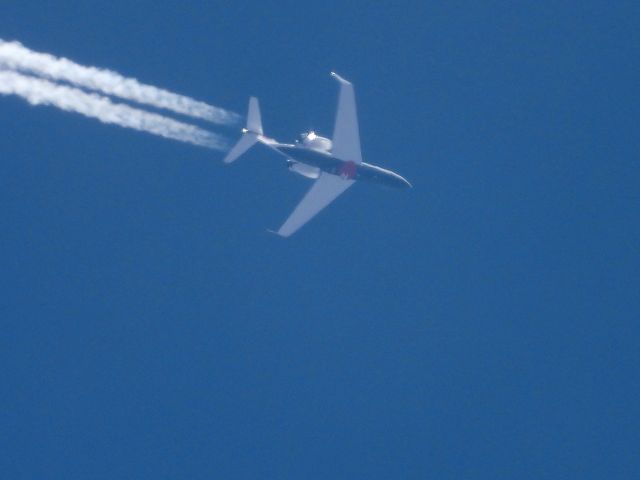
[223,97,263,164]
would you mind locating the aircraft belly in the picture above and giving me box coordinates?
[277,146,410,188]
[358,163,412,188]
[277,146,341,172]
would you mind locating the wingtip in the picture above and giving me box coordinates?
[266,229,286,238]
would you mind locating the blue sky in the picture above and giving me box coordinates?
[1,2,638,479]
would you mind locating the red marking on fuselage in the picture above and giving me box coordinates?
[338,160,357,180]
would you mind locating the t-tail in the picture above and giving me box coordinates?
[223,97,263,164]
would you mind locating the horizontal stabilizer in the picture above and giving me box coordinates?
[223,96,263,163]
[223,133,258,163]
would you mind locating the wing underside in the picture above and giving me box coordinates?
[275,73,362,237]
[276,172,354,237]
[331,72,362,164]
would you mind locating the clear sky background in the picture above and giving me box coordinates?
[1,2,638,479]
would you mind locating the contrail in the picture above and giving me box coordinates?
[0,70,228,150]
[0,39,240,125]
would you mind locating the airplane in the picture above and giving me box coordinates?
[223,72,411,237]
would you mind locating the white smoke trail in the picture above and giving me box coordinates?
[0,39,240,125]
[0,70,228,150]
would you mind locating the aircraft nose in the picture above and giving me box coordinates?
[396,174,412,188]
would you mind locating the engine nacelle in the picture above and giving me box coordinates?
[300,131,332,151]
[288,161,321,179]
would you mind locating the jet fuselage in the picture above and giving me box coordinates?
[222,72,412,236]
[276,144,412,189]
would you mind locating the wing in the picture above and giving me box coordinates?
[276,172,354,237]
[330,72,362,164]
